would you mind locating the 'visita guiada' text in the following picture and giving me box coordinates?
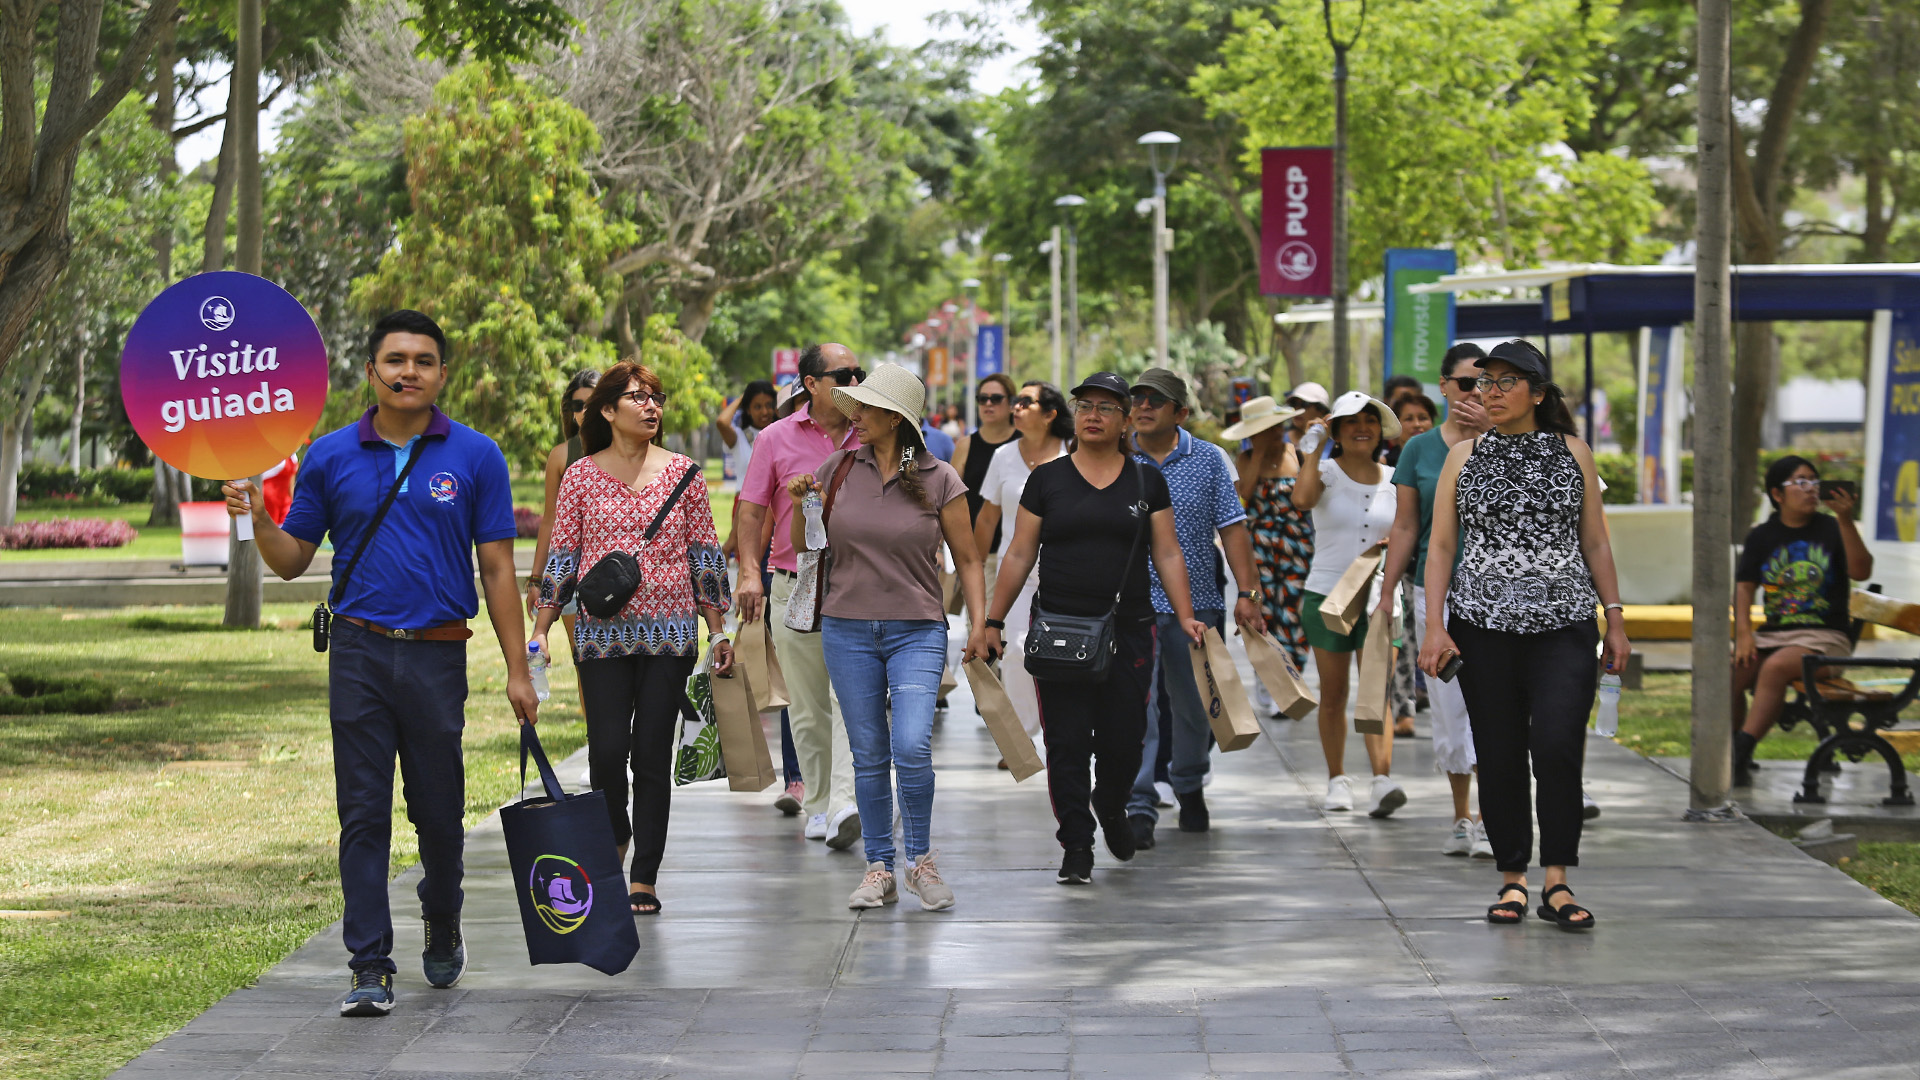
[160,340,296,432]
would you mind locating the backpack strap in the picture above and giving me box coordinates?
[1108,457,1151,617]
[820,451,859,532]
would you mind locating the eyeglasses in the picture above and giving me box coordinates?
[1474,375,1525,394]
[976,393,1008,406]
[1448,376,1480,393]
[1012,395,1037,409]
[821,367,864,386]
[1781,477,1820,490]
[622,390,669,408]
[1072,399,1126,418]
[565,399,589,413]
[1131,391,1175,409]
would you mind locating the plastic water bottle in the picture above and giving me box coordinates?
[527,642,551,702]
[802,489,827,550]
[1594,673,1621,737]
[1298,425,1326,456]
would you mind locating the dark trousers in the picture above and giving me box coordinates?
[1036,621,1156,851]
[578,651,698,886]
[328,619,469,975]
[1450,616,1600,873]
[780,708,801,784]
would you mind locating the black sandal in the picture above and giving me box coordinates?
[1487,883,1527,924]
[1536,883,1594,930]
[630,888,662,915]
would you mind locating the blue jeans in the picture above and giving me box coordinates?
[328,618,469,974]
[821,617,947,869]
[1128,609,1225,821]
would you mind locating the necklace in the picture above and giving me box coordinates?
[1020,436,1058,471]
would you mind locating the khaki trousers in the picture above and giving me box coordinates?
[770,570,856,819]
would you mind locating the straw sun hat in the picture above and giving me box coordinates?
[1219,396,1300,441]
[829,362,925,429]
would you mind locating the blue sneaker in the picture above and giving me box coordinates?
[422,917,465,989]
[340,970,395,1017]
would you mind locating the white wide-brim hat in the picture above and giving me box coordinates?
[1219,396,1300,441]
[830,362,926,428]
[1326,390,1402,441]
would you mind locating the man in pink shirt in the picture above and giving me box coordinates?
[738,344,863,847]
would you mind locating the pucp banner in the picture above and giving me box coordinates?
[1865,309,1920,541]
[1383,249,1456,389]
[1260,147,1333,298]
[975,324,1005,377]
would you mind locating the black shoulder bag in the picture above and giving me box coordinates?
[313,442,426,653]
[575,463,703,619]
[1024,458,1150,684]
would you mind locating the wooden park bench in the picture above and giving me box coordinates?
[1776,585,1920,807]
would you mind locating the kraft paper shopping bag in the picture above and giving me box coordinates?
[1189,627,1260,752]
[734,615,789,712]
[1244,629,1318,720]
[964,658,1044,780]
[1352,607,1394,735]
[713,664,777,792]
[1319,545,1385,636]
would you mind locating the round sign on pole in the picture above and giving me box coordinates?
[120,272,328,541]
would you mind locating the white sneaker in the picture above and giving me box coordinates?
[1323,775,1354,811]
[1582,788,1602,821]
[1366,775,1407,819]
[1469,818,1495,859]
[1441,817,1473,856]
[903,851,955,911]
[804,813,829,841]
[848,862,896,908]
[825,804,861,851]
[1254,681,1274,713]
[1153,781,1175,808]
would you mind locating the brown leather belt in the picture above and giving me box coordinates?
[339,616,473,642]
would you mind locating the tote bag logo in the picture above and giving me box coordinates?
[528,854,594,934]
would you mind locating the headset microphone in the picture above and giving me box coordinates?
[388,381,407,393]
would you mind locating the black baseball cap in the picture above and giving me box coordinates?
[1479,339,1549,380]
[1071,371,1131,402]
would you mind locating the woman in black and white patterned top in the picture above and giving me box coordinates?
[1419,339,1629,931]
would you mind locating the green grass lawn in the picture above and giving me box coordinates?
[1614,673,1920,915]
[0,604,589,1080]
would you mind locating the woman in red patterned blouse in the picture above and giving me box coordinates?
[532,360,732,915]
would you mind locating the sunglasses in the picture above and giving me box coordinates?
[976,393,1008,406]
[1012,394,1037,409]
[622,390,669,408]
[1131,390,1175,409]
[821,367,865,386]
[566,399,589,413]
[1448,376,1479,393]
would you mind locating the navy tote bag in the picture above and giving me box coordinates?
[499,723,640,976]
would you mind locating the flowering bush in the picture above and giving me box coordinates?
[0,518,138,550]
[514,506,542,539]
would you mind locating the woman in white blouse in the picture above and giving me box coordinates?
[1294,391,1405,818]
[971,380,1073,742]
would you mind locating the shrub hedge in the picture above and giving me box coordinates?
[15,463,157,503]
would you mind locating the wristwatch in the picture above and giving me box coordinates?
[984,617,1006,630]
[1237,590,1257,601]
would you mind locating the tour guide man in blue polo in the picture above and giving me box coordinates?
[223,310,537,1018]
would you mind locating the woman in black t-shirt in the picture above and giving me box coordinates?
[1731,455,1872,785]
[974,372,1206,887]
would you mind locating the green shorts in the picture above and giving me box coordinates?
[1302,589,1369,653]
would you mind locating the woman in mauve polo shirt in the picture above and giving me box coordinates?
[786,364,987,914]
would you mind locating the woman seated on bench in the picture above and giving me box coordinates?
[1733,455,1872,786]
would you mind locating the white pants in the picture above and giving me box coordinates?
[1001,571,1043,735]
[1414,585,1476,775]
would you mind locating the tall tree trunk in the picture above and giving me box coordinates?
[1,351,54,527]
[1731,321,1778,530]
[202,118,237,273]
[677,286,721,344]
[224,0,264,630]
[67,350,83,472]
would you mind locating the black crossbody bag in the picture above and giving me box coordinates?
[1024,458,1149,684]
[313,442,426,653]
[574,463,703,619]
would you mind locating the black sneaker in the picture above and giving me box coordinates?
[1096,808,1136,862]
[1128,814,1156,851]
[422,916,465,989]
[1176,789,1210,833]
[1057,847,1094,885]
[341,970,395,1017]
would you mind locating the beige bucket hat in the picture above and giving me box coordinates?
[1327,389,1402,441]
[1219,396,1300,441]
[829,362,925,428]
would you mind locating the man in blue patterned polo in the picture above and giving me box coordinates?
[1125,368,1265,849]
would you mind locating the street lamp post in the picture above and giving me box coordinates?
[1054,195,1086,388]
[1321,0,1367,396]
[961,278,981,428]
[1044,235,1062,386]
[1137,131,1181,369]
[992,252,1013,377]
[942,302,960,417]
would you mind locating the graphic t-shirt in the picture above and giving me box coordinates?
[1020,456,1173,623]
[1736,514,1852,634]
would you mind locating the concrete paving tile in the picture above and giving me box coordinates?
[931,1072,1071,1080]
[1467,1032,1612,1052]
[1069,1015,1197,1035]
[942,1034,1071,1054]
[108,1051,265,1071]
[1200,1014,1334,1035]
[380,1050,534,1073]
[517,1051,674,1072]
[1338,1031,1474,1051]
[816,1015,948,1035]
[686,1016,818,1035]
[1067,1051,1211,1077]
[1327,1014,1463,1034]
[931,1050,1070,1072]
[946,1001,1072,1021]
[1343,1049,1485,1071]
[1202,1031,1341,1053]
[674,1031,812,1052]
[943,1016,1068,1036]
[536,1032,683,1054]
[403,1031,550,1052]
[1206,1051,1349,1072]
[794,1051,937,1072]
[1068,1033,1203,1054]
[805,1031,941,1052]
[1474,1047,1627,1070]
[551,1015,690,1037]
[656,1050,801,1075]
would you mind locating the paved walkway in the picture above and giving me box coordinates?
[113,642,1920,1079]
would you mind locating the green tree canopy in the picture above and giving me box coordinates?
[352,63,636,468]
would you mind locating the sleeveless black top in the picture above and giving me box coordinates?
[961,429,1017,550]
[566,434,585,467]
